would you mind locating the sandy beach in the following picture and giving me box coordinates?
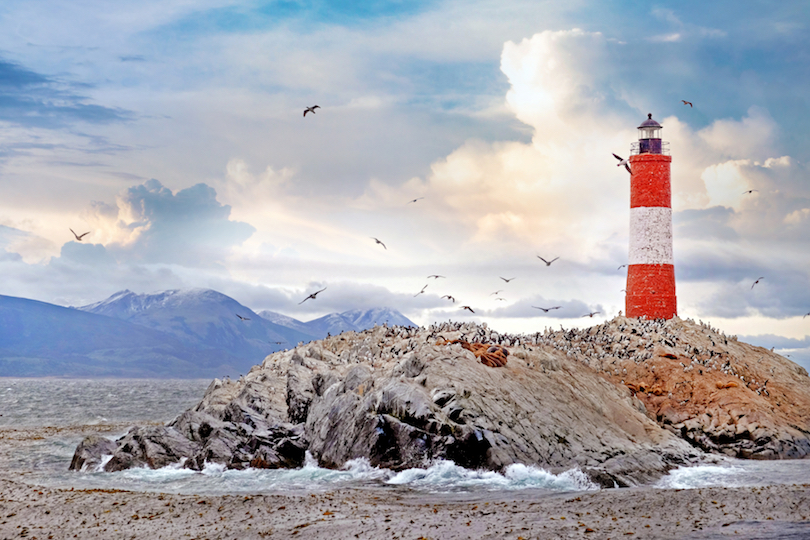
[0,476,808,540]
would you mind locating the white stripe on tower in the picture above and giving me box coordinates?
[628,207,673,265]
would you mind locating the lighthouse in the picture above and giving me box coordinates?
[625,114,677,319]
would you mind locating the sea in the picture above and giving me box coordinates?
[2,377,810,497]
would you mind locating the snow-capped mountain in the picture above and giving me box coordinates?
[290,307,416,338]
[80,289,316,362]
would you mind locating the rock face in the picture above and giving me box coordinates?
[70,318,810,486]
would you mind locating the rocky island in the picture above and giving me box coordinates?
[71,316,810,487]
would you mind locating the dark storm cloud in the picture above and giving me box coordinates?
[107,179,256,267]
[0,58,131,129]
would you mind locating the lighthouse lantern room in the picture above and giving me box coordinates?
[625,114,677,319]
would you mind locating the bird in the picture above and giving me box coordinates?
[612,153,631,174]
[582,311,601,318]
[500,277,516,283]
[751,277,764,289]
[617,264,627,270]
[537,256,559,266]
[804,312,810,318]
[235,314,250,321]
[69,228,90,241]
[427,275,445,279]
[371,237,387,249]
[742,189,758,195]
[532,306,561,312]
[299,287,327,304]
[303,105,320,117]
[495,297,507,302]
[271,340,286,345]
[408,197,424,204]
[414,284,428,297]
[490,290,503,296]
[461,306,475,313]
[682,100,693,107]
[441,295,455,303]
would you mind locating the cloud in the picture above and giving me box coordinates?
[0,57,132,129]
[83,179,255,266]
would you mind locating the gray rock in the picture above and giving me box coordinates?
[69,435,118,472]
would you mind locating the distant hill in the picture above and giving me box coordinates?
[0,294,236,378]
[0,288,417,378]
[79,289,316,363]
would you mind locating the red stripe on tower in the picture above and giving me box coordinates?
[625,114,677,319]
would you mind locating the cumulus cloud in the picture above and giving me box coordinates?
[83,179,255,266]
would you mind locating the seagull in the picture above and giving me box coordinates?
[612,153,631,174]
[235,314,250,321]
[69,228,90,241]
[532,306,561,312]
[537,256,559,266]
[408,197,424,204]
[441,295,455,303]
[299,287,327,304]
[371,237,387,249]
[742,189,758,195]
[303,105,320,117]
[617,264,627,270]
[490,290,503,296]
[751,277,764,289]
[682,100,693,108]
[271,341,286,345]
[582,311,601,318]
[427,275,445,279]
[461,306,475,313]
[495,297,507,302]
[414,284,428,297]
[500,277,516,283]
[804,312,810,318]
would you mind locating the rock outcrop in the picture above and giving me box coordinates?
[70,317,810,486]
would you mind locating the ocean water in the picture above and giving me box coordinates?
[2,378,809,496]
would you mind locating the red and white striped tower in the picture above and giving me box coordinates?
[625,114,677,319]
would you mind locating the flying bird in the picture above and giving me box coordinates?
[427,274,445,279]
[532,306,561,312]
[414,284,428,297]
[461,306,475,313]
[303,105,320,117]
[617,264,627,270]
[804,312,810,318]
[490,290,503,296]
[500,277,516,283]
[441,295,455,303]
[681,100,693,107]
[612,153,631,174]
[271,340,286,345]
[537,256,559,266]
[742,189,758,195]
[69,228,90,241]
[495,297,507,302]
[751,277,764,289]
[408,197,424,204]
[582,311,601,318]
[371,237,387,249]
[299,287,327,304]
[235,314,250,321]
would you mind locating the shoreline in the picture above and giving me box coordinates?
[1,477,808,539]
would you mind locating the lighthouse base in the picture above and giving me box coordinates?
[626,264,677,319]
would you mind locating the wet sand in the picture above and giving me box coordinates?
[1,477,808,539]
[0,424,809,539]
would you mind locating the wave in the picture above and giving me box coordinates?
[63,454,597,495]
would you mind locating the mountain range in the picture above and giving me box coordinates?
[0,289,415,378]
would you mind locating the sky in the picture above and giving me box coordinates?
[0,1,809,365]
